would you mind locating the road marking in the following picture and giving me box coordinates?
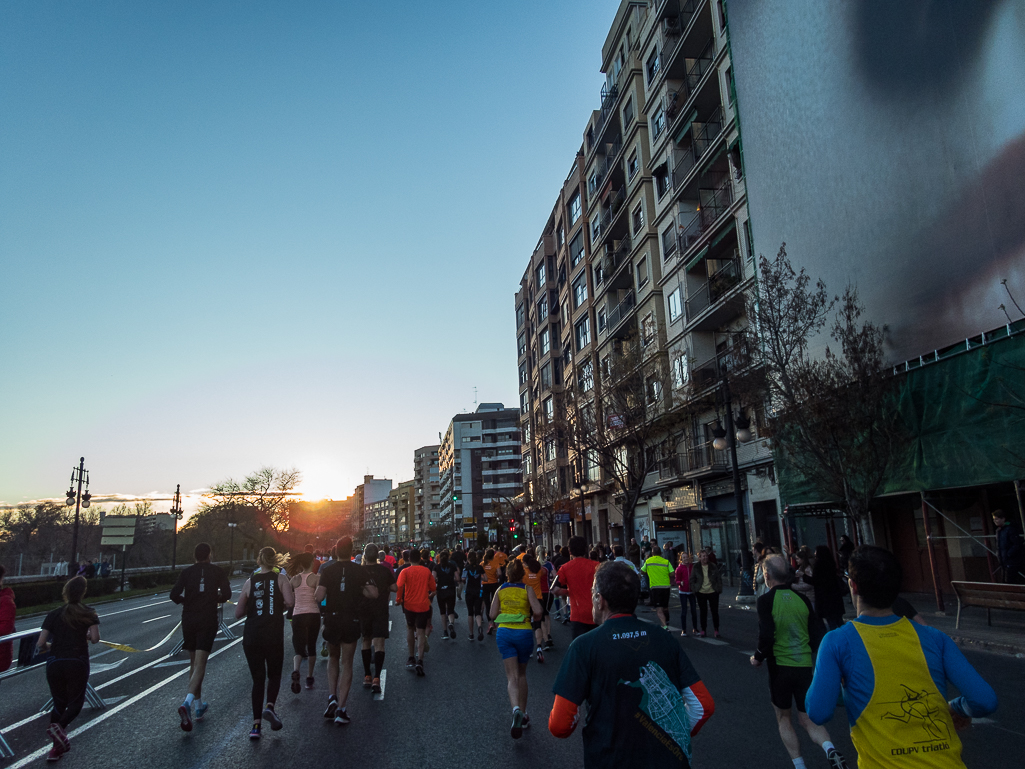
[153,659,191,669]
[6,636,245,769]
[96,599,170,619]
[373,669,387,701]
[388,621,392,631]
[142,614,172,624]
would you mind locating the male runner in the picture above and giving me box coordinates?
[750,555,849,769]
[553,536,599,638]
[806,546,998,767]
[396,548,436,676]
[434,550,459,640]
[463,551,486,640]
[314,537,378,725]
[642,545,673,630]
[359,544,396,694]
[169,542,231,731]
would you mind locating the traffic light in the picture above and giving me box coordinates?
[453,494,459,502]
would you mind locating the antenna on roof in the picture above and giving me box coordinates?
[473,386,478,407]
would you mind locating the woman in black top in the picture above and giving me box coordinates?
[234,547,294,740]
[807,546,846,630]
[434,550,460,640]
[462,551,485,640]
[35,576,99,761]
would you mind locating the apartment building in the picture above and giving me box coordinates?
[439,403,522,547]
[412,445,441,543]
[389,480,415,545]
[352,475,392,542]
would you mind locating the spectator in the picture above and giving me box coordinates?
[837,535,855,573]
[612,545,638,574]
[549,561,714,767]
[689,550,722,638]
[993,509,1024,584]
[627,537,641,567]
[674,552,698,637]
[806,547,846,630]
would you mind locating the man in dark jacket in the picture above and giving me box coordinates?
[626,538,641,567]
[993,509,1024,584]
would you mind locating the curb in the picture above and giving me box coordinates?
[949,634,1025,659]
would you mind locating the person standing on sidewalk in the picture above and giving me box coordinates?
[689,550,721,638]
[675,552,698,637]
[553,537,600,639]
[807,546,998,768]
[286,551,320,693]
[993,509,1025,584]
[235,547,295,740]
[642,545,674,631]
[750,556,850,769]
[170,542,231,731]
[35,576,99,762]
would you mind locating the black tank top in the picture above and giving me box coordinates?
[243,571,284,645]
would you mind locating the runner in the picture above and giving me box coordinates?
[451,546,467,601]
[522,552,548,661]
[35,576,99,762]
[642,545,673,631]
[807,546,998,767]
[169,542,231,731]
[493,546,509,583]
[382,544,397,573]
[359,543,396,693]
[552,536,599,638]
[395,548,436,676]
[434,550,459,640]
[314,537,378,725]
[286,551,321,692]
[481,549,501,635]
[234,547,295,740]
[462,550,486,640]
[490,559,542,739]
[549,561,715,768]
[750,555,850,769]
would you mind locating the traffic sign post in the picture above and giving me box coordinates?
[101,516,137,593]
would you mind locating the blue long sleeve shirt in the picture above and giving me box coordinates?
[805,615,998,727]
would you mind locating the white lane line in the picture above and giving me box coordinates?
[388,621,392,632]
[96,599,170,619]
[373,669,387,701]
[153,660,191,669]
[6,636,245,769]
[142,614,172,624]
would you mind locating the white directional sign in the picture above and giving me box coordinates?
[101,516,137,546]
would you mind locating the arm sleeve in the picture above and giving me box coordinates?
[682,680,714,735]
[805,633,844,725]
[169,571,186,605]
[754,593,774,661]
[940,634,998,718]
[548,694,580,738]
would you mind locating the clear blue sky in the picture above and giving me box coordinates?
[0,0,620,510]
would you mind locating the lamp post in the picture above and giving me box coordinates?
[227,522,238,577]
[170,484,184,570]
[64,457,91,570]
[711,376,754,597]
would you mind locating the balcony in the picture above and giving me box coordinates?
[689,338,753,392]
[672,176,735,257]
[605,290,636,335]
[592,79,620,148]
[671,107,724,190]
[601,235,632,282]
[685,256,740,319]
[595,187,627,247]
[588,135,623,198]
[686,441,728,475]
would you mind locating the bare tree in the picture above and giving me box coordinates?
[205,466,302,533]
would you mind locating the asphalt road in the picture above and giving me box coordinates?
[1,588,1023,768]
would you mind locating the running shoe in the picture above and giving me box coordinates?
[448,623,455,638]
[371,677,381,694]
[291,671,301,694]
[441,629,449,640]
[363,675,373,689]
[561,617,570,625]
[697,630,706,637]
[47,723,70,754]
[477,626,484,641]
[510,708,524,739]
[194,701,209,720]
[406,656,416,669]
[536,646,545,664]
[262,707,283,731]
[522,714,531,729]
[305,677,314,690]
[544,637,554,650]
[334,709,351,726]
[178,703,193,732]
[827,748,850,769]
[714,631,721,639]
[468,633,475,641]
[415,660,425,677]
[47,746,63,762]
[487,624,495,635]
[323,698,337,719]
[249,726,261,741]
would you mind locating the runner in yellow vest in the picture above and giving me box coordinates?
[641,545,673,630]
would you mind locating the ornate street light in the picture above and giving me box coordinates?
[170,484,184,570]
[65,458,91,569]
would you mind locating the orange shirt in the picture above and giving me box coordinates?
[493,552,509,570]
[395,564,436,613]
[557,556,599,624]
[482,560,501,585]
[523,567,543,599]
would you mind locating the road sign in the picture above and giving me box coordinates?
[554,513,571,524]
[101,516,137,546]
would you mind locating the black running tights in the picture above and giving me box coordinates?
[46,658,90,729]
[243,642,284,721]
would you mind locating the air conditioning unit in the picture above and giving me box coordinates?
[663,17,681,35]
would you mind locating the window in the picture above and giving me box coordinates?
[522,452,532,477]
[641,313,656,347]
[568,192,581,225]
[520,391,529,412]
[646,48,660,83]
[539,328,550,356]
[623,97,635,128]
[647,375,663,404]
[636,256,649,289]
[519,362,527,385]
[588,171,600,197]
[543,397,554,421]
[573,275,587,308]
[668,286,682,322]
[569,229,585,268]
[557,223,565,249]
[744,219,755,259]
[537,295,548,321]
[587,450,601,482]
[516,303,525,328]
[591,214,601,242]
[536,262,546,287]
[576,317,591,350]
[654,163,670,198]
[628,150,639,180]
[597,306,607,332]
[651,109,666,140]
[632,204,644,234]
[517,333,526,357]
[561,299,569,325]
[724,65,735,105]
[544,439,557,462]
[540,363,552,389]
[594,262,605,286]
[672,353,689,388]
[579,360,594,392]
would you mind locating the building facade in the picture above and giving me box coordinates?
[352,475,393,543]
[413,445,441,543]
[389,480,415,545]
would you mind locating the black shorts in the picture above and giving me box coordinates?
[323,613,361,646]
[360,608,390,640]
[543,593,554,612]
[403,609,431,629]
[465,593,483,617]
[181,616,218,653]
[570,621,597,639]
[291,612,321,657]
[768,663,814,712]
[650,587,670,608]
[436,592,455,615]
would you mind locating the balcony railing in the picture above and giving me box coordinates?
[588,135,623,197]
[605,290,636,333]
[594,79,620,142]
[671,107,724,190]
[689,337,753,391]
[601,235,632,277]
[597,187,627,242]
[684,39,715,92]
[672,176,735,256]
[687,441,728,473]
[685,255,741,319]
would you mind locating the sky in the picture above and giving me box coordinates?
[0,0,620,516]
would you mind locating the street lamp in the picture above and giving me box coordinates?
[170,484,184,570]
[227,522,238,577]
[711,377,754,597]
[65,457,91,570]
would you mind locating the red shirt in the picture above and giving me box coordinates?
[396,564,436,613]
[557,557,598,624]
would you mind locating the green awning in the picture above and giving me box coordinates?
[674,109,699,145]
[728,135,740,151]
[709,221,736,249]
[684,246,709,272]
